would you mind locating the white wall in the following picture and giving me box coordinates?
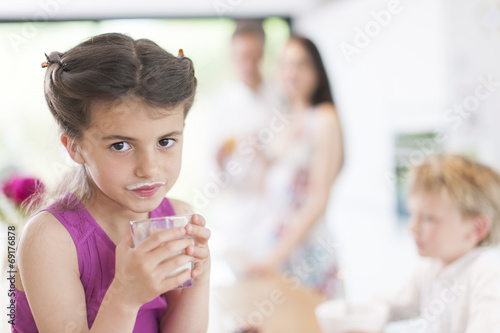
[443,0,500,170]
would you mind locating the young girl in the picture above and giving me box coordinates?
[13,33,211,332]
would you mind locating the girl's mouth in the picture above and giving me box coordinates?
[126,182,165,198]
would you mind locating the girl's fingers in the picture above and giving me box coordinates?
[185,223,211,242]
[191,263,210,279]
[149,237,194,264]
[158,253,195,277]
[186,244,210,259]
[190,214,206,227]
[160,267,193,292]
[191,268,201,279]
[137,227,186,252]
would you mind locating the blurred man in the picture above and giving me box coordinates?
[204,20,283,276]
[231,19,265,92]
[214,20,280,169]
[211,19,280,189]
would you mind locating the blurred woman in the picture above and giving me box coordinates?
[243,36,344,298]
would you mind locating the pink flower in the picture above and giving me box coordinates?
[1,175,45,208]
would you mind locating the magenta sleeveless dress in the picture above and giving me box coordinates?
[12,193,175,332]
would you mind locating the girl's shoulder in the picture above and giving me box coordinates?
[17,211,78,290]
[20,210,74,247]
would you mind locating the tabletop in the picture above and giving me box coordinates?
[209,273,326,333]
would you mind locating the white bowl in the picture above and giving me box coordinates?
[315,300,389,333]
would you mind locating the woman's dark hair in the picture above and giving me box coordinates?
[40,32,197,205]
[290,35,334,106]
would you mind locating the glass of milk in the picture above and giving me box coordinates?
[130,215,194,289]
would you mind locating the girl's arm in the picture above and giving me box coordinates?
[160,199,211,333]
[18,211,194,333]
[18,212,138,332]
[248,104,344,273]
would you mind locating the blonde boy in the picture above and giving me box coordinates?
[385,154,500,332]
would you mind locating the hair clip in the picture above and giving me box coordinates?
[41,52,65,68]
[41,53,51,68]
[178,49,184,59]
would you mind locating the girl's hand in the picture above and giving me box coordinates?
[113,227,195,308]
[185,214,211,281]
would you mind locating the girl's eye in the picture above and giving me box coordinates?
[158,139,175,148]
[111,142,131,152]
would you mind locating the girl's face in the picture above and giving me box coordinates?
[407,190,477,265]
[280,40,318,103]
[74,99,184,216]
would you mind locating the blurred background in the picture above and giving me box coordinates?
[1,0,499,332]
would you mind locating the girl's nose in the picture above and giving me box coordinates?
[134,150,160,179]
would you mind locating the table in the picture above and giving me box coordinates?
[209,273,326,333]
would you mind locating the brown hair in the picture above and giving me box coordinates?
[289,35,334,107]
[232,19,265,43]
[409,154,500,246]
[40,32,197,207]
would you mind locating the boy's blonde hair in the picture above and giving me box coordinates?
[409,154,500,246]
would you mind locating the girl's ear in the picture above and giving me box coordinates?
[60,133,85,164]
